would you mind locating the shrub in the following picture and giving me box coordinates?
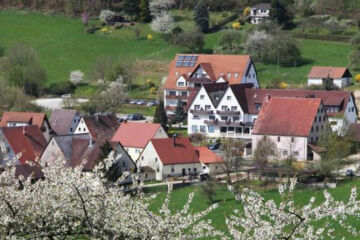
[232,22,241,30]
[243,6,251,16]
[147,34,153,40]
[356,74,360,83]
[46,81,76,95]
[150,87,157,94]
[278,82,288,89]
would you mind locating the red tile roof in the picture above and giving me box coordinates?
[245,88,354,116]
[112,122,167,148]
[1,126,47,164]
[308,66,351,79]
[83,114,119,141]
[151,137,200,165]
[165,54,251,89]
[195,146,223,164]
[0,111,49,129]
[252,97,322,137]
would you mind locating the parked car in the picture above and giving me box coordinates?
[129,99,137,104]
[136,100,146,105]
[147,101,156,106]
[346,169,355,177]
[125,113,144,121]
[207,143,221,150]
[61,93,72,99]
[117,117,124,123]
[199,173,210,181]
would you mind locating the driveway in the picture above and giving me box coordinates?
[33,98,88,110]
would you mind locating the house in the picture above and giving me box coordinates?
[250,3,270,24]
[74,113,119,139]
[188,83,357,139]
[49,109,81,135]
[111,121,168,161]
[164,54,259,113]
[308,66,352,88]
[0,111,53,141]
[195,146,224,175]
[40,134,135,174]
[138,137,202,181]
[0,125,47,166]
[252,97,328,161]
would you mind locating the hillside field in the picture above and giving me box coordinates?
[0,9,355,98]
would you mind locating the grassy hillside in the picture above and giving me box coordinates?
[0,9,356,98]
[146,179,360,239]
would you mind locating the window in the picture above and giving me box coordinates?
[208,126,215,133]
[169,91,176,96]
[192,125,198,133]
[311,137,314,142]
[203,166,206,169]
[83,128,86,131]
[228,127,235,132]
[221,106,228,111]
[194,105,200,110]
[220,127,227,133]
[323,116,325,121]
[236,127,242,133]
[244,128,250,134]
[227,96,232,100]
[171,168,174,173]
[74,119,76,123]
[157,168,159,172]
[233,116,240,122]
[205,105,211,110]
[316,137,318,142]
[155,158,158,162]
[122,162,126,167]
[200,95,205,100]
[227,73,231,78]
[316,126,319,132]
[182,91,187,96]
[277,136,281,142]
[221,116,228,121]
[177,81,185,87]
[283,150,288,156]
[314,116,317,122]
[193,115,199,119]
[311,126,313,132]
[209,115,215,120]
[141,156,144,160]
[293,151,299,156]
[200,125,206,132]
[231,106,237,111]
[291,137,294,143]
[352,107,355,112]
[194,168,197,173]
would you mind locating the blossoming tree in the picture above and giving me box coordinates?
[0,152,220,239]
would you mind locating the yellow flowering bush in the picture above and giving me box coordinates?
[355,74,360,83]
[150,87,157,94]
[278,82,288,89]
[232,22,241,30]
[101,27,109,34]
[243,6,251,16]
[147,34,153,40]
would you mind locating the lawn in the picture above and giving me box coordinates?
[145,179,360,239]
[0,9,358,100]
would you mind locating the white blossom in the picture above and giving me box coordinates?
[69,70,84,85]
[150,11,174,34]
[99,9,115,23]
[149,0,175,17]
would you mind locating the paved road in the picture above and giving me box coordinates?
[33,98,88,110]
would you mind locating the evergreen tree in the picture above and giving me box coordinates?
[124,0,140,20]
[174,99,186,123]
[154,100,168,130]
[99,140,113,161]
[322,74,334,91]
[194,0,209,33]
[139,0,151,23]
[270,0,293,29]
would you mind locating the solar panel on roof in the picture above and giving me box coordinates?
[178,56,185,61]
[183,61,190,67]
[189,62,196,67]
[185,55,192,61]
[175,61,183,67]
[192,56,198,61]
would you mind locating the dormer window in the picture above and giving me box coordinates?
[200,95,205,100]
[177,81,185,87]
[227,73,231,78]
[227,96,231,100]
[235,73,239,78]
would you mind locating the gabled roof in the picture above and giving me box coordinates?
[82,114,119,141]
[165,54,252,89]
[195,146,223,164]
[50,109,78,135]
[308,66,351,79]
[1,126,47,164]
[251,3,271,10]
[0,111,49,128]
[197,63,216,80]
[112,122,167,148]
[245,88,355,116]
[229,83,254,113]
[252,97,322,137]
[151,137,200,165]
[203,82,229,107]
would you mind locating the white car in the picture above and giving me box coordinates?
[61,94,72,99]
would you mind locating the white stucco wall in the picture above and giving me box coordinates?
[242,63,259,88]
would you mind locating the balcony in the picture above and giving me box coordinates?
[204,119,233,126]
[190,109,213,115]
[165,95,188,100]
[216,110,241,115]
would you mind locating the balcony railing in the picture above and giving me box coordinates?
[216,110,241,115]
[190,109,213,115]
[165,95,188,100]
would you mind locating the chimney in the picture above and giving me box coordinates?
[89,137,94,148]
[265,94,271,103]
[172,134,177,147]
[22,126,26,135]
